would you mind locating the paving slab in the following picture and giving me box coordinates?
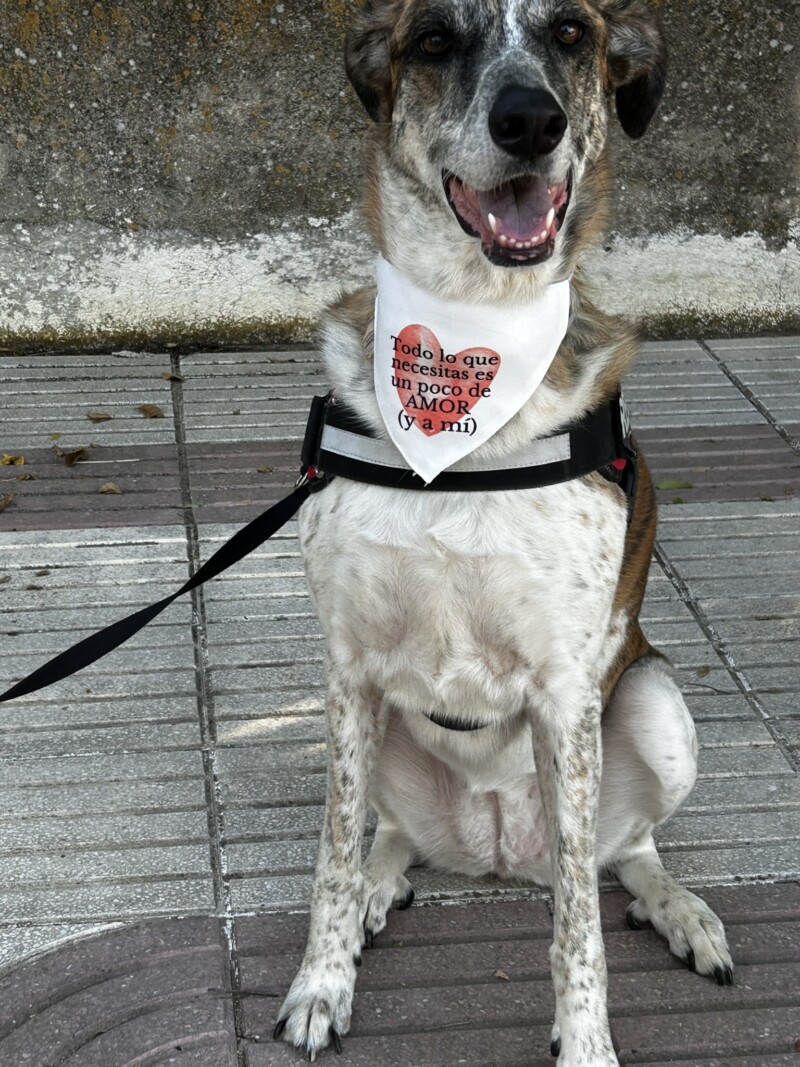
[0,352,178,452]
[236,889,800,1066]
[705,336,800,429]
[0,918,237,1067]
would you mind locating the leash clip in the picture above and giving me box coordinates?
[296,465,329,493]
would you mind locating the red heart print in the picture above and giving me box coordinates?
[392,324,502,436]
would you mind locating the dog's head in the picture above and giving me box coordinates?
[346,0,665,275]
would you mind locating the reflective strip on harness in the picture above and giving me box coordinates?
[320,423,571,474]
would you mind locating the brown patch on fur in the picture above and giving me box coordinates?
[600,445,658,705]
[345,0,423,125]
[544,265,640,407]
[361,139,386,247]
[328,287,375,330]
[327,285,377,360]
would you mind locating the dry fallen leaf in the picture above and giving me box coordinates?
[257,465,274,474]
[86,411,113,423]
[493,970,510,981]
[696,665,711,678]
[63,448,89,466]
[1,454,25,466]
[138,403,165,419]
[0,575,11,585]
[35,568,51,577]
[16,472,36,481]
[0,494,15,513]
[50,432,61,441]
[162,371,185,382]
[100,481,123,495]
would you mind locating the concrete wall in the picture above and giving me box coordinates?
[0,0,798,349]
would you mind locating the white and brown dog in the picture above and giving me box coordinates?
[274,2,733,1063]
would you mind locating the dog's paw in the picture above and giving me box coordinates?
[627,888,733,983]
[557,1052,619,1067]
[362,873,414,945]
[555,1032,618,1066]
[273,962,356,1061]
[550,1009,618,1065]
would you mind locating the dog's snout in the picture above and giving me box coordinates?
[488,86,567,159]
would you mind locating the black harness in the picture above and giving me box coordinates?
[0,393,637,708]
[302,389,637,502]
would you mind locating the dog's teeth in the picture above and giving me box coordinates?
[508,237,517,247]
[498,234,508,246]
[546,208,555,228]
[488,212,498,235]
[540,229,549,240]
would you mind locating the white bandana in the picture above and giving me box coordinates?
[373,256,571,483]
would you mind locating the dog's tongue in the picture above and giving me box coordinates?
[477,176,554,242]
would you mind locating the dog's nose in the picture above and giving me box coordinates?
[488,86,568,158]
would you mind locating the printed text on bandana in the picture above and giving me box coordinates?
[373,255,571,483]
[391,325,501,437]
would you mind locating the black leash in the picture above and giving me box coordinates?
[0,391,636,706]
[0,479,316,705]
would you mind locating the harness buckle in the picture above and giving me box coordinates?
[295,465,329,493]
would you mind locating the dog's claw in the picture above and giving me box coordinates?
[713,964,734,986]
[354,952,362,967]
[273,1017,287,1041]
[330,1028,343,1055]
[683,947,696,973]
[364,926,375,949]
[626,907,642,930]
[550,1035,561,1057]
[396,887,415,911]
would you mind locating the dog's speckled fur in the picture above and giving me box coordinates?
[274,3,731,1063]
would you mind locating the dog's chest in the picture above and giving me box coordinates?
[300,475,627,715]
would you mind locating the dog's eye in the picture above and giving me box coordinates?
[555,21,585,46]
[417,30,453,57]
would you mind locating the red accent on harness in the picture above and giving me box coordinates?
[611,458,627,472]
[306,466,319,480]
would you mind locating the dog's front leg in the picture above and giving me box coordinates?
[275,669,385,1060]
[532,683,618,1067]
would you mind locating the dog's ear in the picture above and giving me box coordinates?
[345,1,396,123]
[603,0,668,139]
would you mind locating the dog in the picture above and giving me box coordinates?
[273,2,733,1063]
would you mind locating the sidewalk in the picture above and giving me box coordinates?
[1,338,799,1066]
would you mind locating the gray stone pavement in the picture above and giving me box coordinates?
[0,338,799,1065]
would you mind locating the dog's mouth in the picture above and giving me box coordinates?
[443,171,571,267]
